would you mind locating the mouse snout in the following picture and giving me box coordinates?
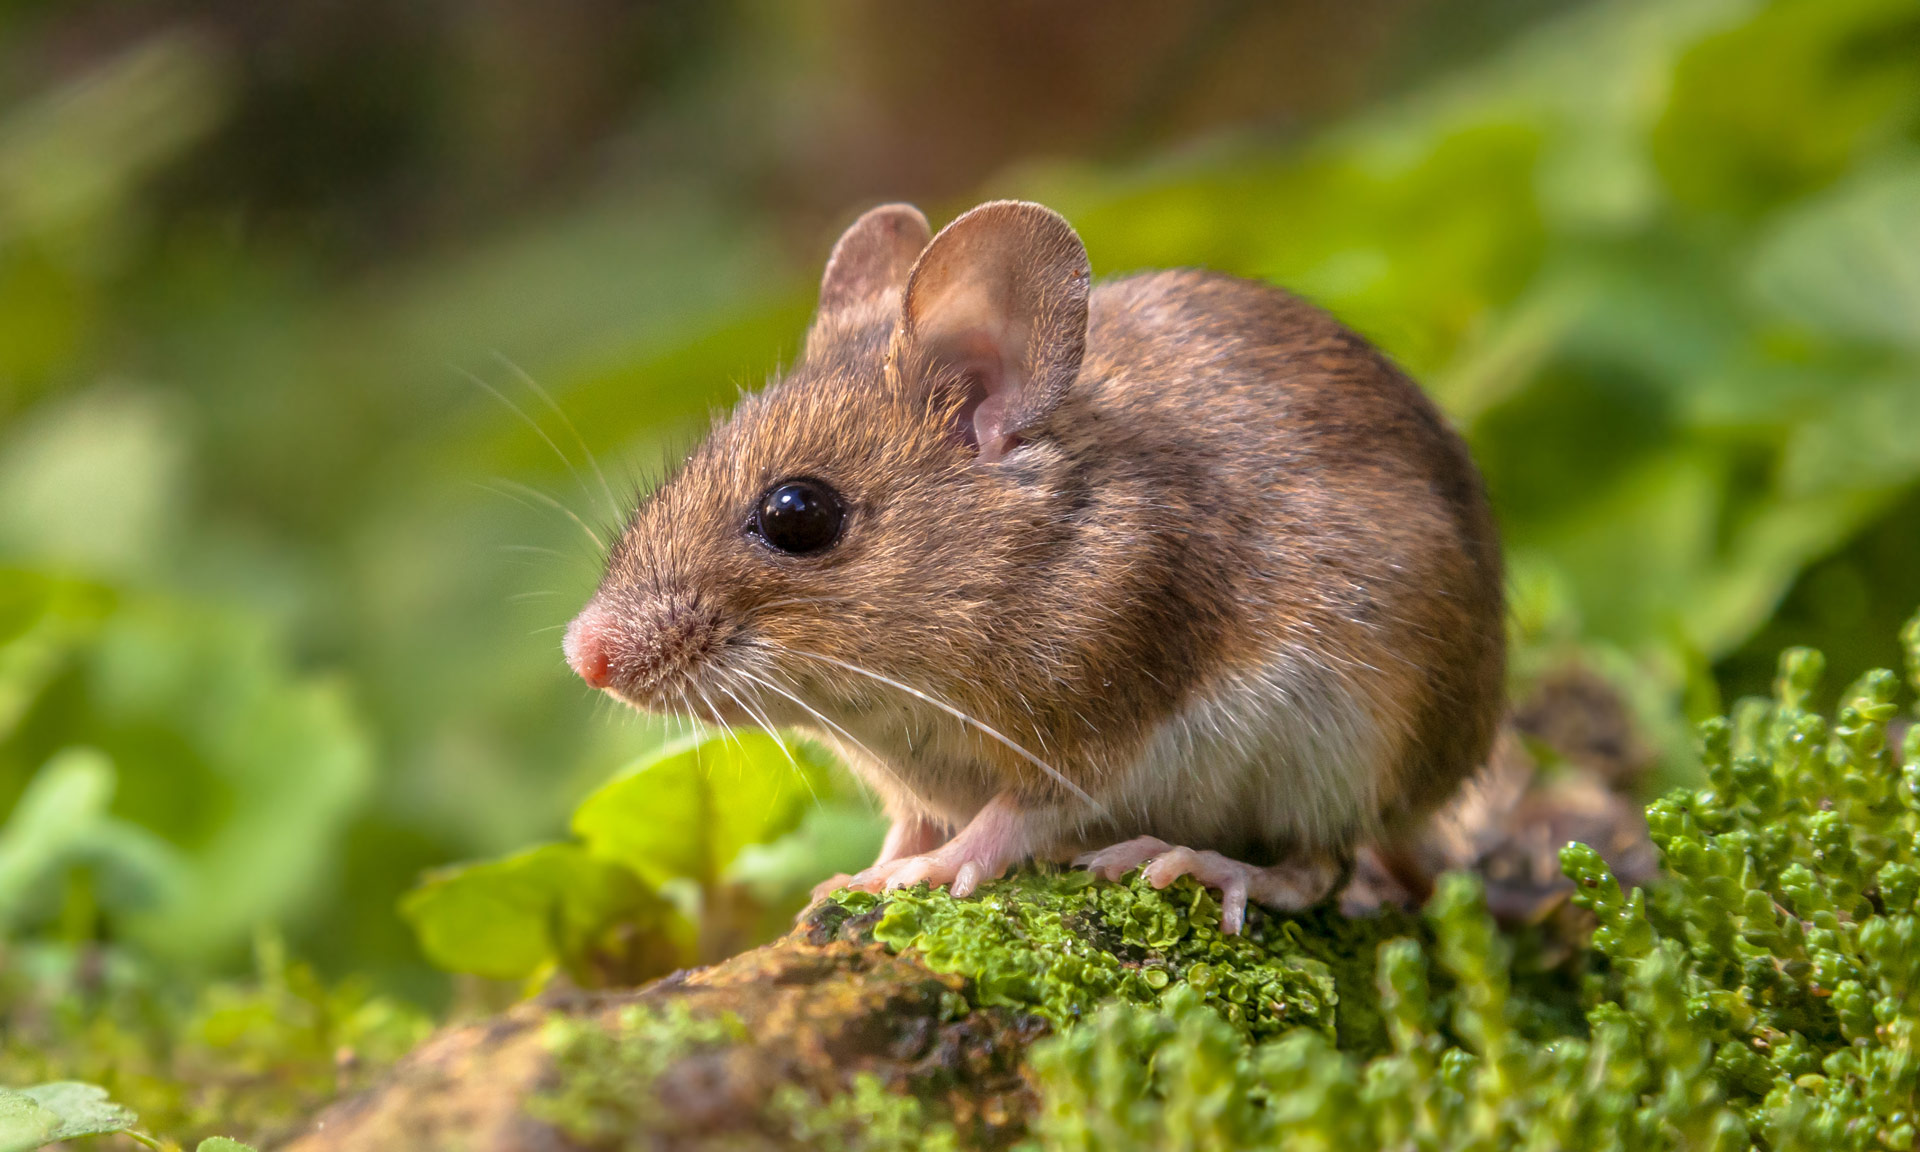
[564,607,619,689]
[564,596,720,702]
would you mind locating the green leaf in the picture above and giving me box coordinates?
[0,566,371,965]
[0,748,115,921]
[0,1083,137,1151]
[0,1091,61,1152]
[400,841,671,982]
[196,1138,259,1152]
[571,731,835,889]
[1750,161,1920,352]
[0,748,186,935]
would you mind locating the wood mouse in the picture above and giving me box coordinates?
[565,200,1505,932]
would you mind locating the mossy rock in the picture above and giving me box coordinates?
[281,871,1427,1151]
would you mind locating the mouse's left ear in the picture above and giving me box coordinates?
[892,201,1090,463]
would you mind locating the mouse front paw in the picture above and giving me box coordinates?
[843,849,1003,899]
[840,792,1034,900]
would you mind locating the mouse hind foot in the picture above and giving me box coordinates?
[1075,836,1347,934]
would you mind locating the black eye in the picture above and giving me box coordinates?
[752,478,845,555]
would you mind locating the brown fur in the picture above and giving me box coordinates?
[576,201,1504,874]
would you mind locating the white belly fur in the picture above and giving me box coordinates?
[1108,646,1387,855]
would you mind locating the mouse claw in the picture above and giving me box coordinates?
[884,857,935,891]
[1078,840,1342,934]
[1075,836,1172,882]
[808,872,856,906]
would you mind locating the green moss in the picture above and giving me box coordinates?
[767,1075,959,1152]
[841,867,1402,1047]
[531,1002,751,1147]
[534,1002,961,1152]
[0,933,429,1149]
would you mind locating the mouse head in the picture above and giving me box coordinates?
[564,201,1092,725]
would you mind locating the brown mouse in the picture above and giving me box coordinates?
[565,200,1504,932]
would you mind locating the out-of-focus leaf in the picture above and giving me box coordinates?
[0,1082,136,1150]
[93,602,372,963]
[0,566,370,964]
[399,841,675,983]
[728,798,886,908]
[0,1091,60,1152]
[0,388,187,578]
[0,33,229,242]
[0,749,114,922]
[1653,0,1920,215]
[1750,161,1920,352]
[196,1140,258,1152]
[0,569,112,742]
[0,749,183,935]
[571,731,836,890]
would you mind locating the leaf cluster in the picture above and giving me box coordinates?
[400,731,876,987]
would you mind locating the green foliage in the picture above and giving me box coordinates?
[0,566,370,966]
[401,730,869,984]
[570,730,838,891]
[1020,607,1920,1150]
[402,841,678,985]
[1,931,428,1148]
[0,1079,259,1152]
[766,1074,960,1152]
[0,1082,136,1152]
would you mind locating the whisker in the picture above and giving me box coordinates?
[781,647,1100,812]
[715,673,823,811]
[492,349,623,523]
[690,684,752,774]
[509,590,562,602]
[453,362,600,514]
[482,479,606,551]
[498,544,570,558]
[729,666,906,804]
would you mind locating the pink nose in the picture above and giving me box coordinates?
[564,608,617,689]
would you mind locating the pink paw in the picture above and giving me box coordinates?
[844,847,1003,899]
[1075,836,1342,934]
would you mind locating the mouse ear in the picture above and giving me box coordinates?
[814,204,933,326]
[891,201,1090,463]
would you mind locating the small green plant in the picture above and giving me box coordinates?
[0,929,429,1149]
[0,1079,256,1152]
[401,730,881,985]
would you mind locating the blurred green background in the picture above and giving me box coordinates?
[2,0,1918,1045]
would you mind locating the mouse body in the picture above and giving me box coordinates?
[566,201,1504,931]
